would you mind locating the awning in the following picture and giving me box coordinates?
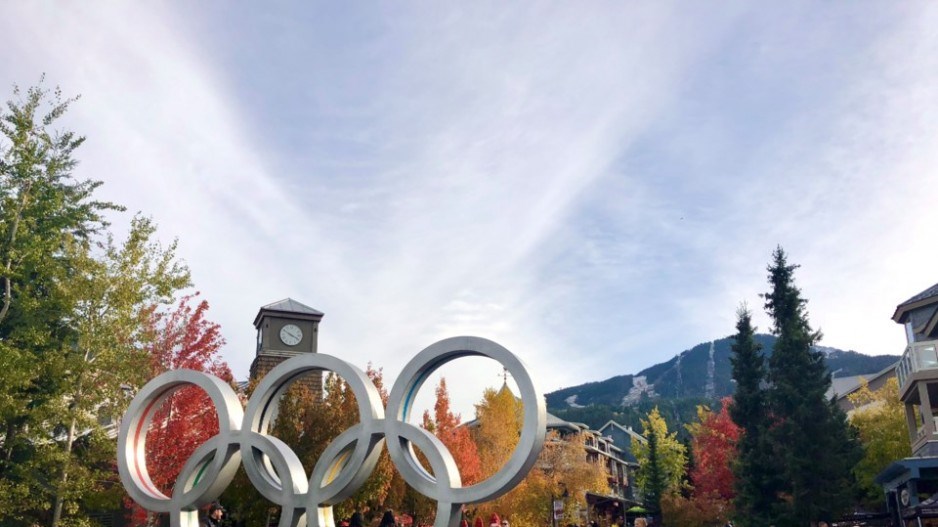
[875,456,938,488]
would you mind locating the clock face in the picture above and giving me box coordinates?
[279,324,303,346]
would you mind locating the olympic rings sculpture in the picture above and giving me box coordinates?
[118,336,547,527]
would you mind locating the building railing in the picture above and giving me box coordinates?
[897,340,938,390]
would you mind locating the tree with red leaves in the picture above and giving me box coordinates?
[126,294,230,526]
[422,378,482,486]
[687,397,740,501]
[414,379,482,526]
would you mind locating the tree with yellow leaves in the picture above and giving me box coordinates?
[471,384,609,527]
[471,383,523,524]
[474,384,523,479]
[633,407,686,513]
[848,377,910,508]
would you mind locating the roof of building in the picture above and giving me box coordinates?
[828,362,898,402]
[894,283,938,323]
[254,298,324,326]
[598,420,647,444]
[829,374,866,399]
[465,411,588,434]
[546,412,588,432]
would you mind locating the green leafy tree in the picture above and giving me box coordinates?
[229,366,396,527]
[345,366,396,520]
[50,216,189,527]
[633,407,686,513]
[0,80,123,525]
[0,79,120,326]
[728,306,779,527]
[848,377,910,509]
[763,247,861,526]
[0,80,191,527]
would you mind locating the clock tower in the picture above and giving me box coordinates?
[249,298,324,395]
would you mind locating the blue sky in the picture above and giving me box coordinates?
[3,3,937,416]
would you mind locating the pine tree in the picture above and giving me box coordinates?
[729,305,779,527]
[763,247,860,526]
[643,422,666,513]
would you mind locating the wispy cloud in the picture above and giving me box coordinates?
[2,3,936,417]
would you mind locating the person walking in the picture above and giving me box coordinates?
[199,502,225,527]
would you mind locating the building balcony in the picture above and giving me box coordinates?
[911,417,938,457]
[897,340,938,397]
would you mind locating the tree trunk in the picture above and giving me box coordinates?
[51,415,77,527]
[2,422,17,463]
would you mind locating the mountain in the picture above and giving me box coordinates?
[546,334,899,410]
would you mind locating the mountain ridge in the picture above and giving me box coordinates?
[546,333,899,410]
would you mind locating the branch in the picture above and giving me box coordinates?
[0,180,33,324]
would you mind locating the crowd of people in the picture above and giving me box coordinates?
[199,503,759,527]
[198,503,514,527]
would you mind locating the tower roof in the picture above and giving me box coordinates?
[254,298,324,327]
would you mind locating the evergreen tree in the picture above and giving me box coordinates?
[763,247,860,526]
[643,420,666,513]
[681,433,695,499]
[729,305,779,527]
